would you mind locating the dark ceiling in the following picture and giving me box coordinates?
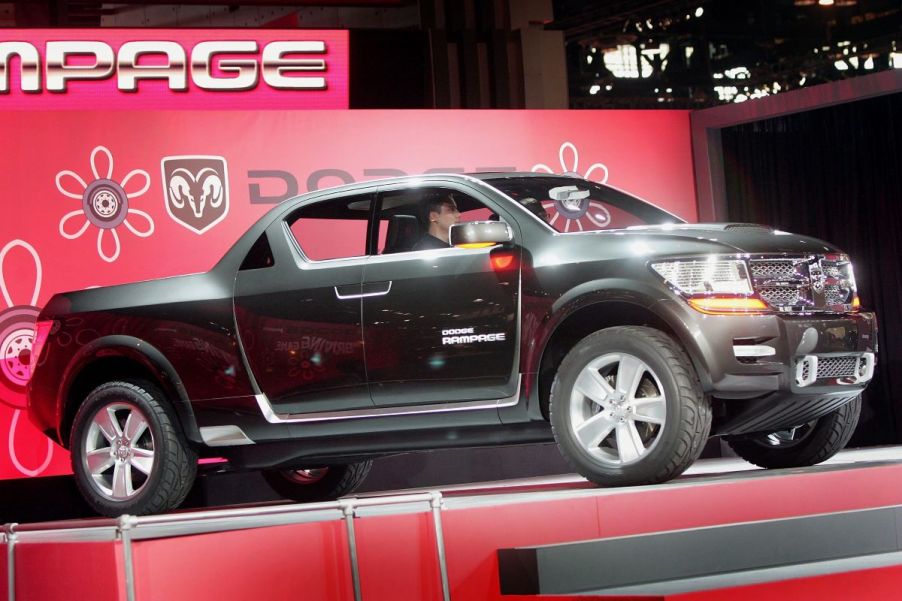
[552,0,902,107]
[8,0,902,108]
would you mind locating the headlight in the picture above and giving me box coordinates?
[651,258,769,314]
[651,259,753,295]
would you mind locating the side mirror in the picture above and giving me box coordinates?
[449,221,512,249]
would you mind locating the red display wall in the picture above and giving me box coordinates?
[0,108,695,480]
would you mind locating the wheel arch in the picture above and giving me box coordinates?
[533,284,706,420]
[58,335,200,448]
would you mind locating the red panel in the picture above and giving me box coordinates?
[442,495,602,600]
[132,521,354,601]
[0,541,7,601]
[14,540,123,601]
[594,463,902,538]
[354,512,444,601]
[7,465,902,601]
[0,108,694,480]
[436,464,902,601]
[0,30,349,110]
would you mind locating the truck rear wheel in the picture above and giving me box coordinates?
[725,395,861,469]
[70,380,197,516]
[262,460,373,503]
[550,326,711,486]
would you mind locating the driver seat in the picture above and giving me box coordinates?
[382,214,421,254]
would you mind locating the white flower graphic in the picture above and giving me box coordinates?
[56,146,155,263]
[531,141,612,232]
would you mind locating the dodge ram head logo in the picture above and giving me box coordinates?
[162,156,229,235]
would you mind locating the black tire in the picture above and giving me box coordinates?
[725,395,861,469]
[550,326,711,486]
[70,380,197,516]
[263,461,373,503]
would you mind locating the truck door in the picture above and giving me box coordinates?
[233,192,374,416]
[362,183,520,407]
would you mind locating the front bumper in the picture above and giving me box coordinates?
[658,299,878,434]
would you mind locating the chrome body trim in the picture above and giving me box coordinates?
[334,281,392,300]
[733,345,776,358]
[254,376,522,424]
[199,425,255,447]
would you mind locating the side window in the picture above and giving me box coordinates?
[376,187,494,254]
[287,194,372,261]
[239,232,275,270]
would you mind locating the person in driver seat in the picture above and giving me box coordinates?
[413,193,461,250]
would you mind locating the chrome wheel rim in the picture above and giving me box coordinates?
[282,467,329,485]
[569,352,667,466]
[84,402,155,501]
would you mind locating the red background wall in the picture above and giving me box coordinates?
[0,108,695,480]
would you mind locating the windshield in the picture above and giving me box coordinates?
[485,176,683,233]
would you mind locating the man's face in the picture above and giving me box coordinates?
[432,199,460,231]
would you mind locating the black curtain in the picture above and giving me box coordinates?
[721,92,902,445]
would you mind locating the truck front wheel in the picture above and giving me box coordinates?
[550,326,711,486]
[70,380,197,516]
[725,395,861,469]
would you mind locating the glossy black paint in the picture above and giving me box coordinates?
[27,173,878,468]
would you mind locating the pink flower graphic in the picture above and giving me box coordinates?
[56,146,155,263]
[531,141,612,232]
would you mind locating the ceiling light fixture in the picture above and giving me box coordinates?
[818,0,835,5]
[794,0,817,5]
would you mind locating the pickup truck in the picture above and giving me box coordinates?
[27,172,877,516]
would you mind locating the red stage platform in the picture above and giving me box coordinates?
[4,447,902,601]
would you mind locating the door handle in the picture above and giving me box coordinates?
[334,284,362,300]
[361,281,392,297]
[334,281,392,300]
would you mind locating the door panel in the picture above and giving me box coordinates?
[363,246,519,407]
[234,193,374,415]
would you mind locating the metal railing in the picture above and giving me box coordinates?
[2,491,451,601]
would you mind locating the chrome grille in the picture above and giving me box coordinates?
[749,255,855,312]
[758,287,801,306]
[816,356,859,379]
[824,285,846,305]
[800,361,812,382]
[749,261,797,280]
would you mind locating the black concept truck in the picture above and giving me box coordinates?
[27,173,877,516]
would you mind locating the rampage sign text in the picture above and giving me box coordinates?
[442,327,507,346]
[0,30,349,109]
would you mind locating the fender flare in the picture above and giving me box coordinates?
[57,335,201,445]
[531,278,710,389]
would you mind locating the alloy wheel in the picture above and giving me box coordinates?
[83,402,155,500]
[569,352,667,466]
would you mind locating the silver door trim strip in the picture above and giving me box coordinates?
[334,281,392,300]
[255,376,521,424]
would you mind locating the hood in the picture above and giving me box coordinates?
[622,223,842,255]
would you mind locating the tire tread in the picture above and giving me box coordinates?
[550,326,711,486]
[70,380,197,516]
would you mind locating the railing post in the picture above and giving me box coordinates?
[340,500,362,601]
[117,515,137,601]
[4,523,17,601]
[429,492,451,601]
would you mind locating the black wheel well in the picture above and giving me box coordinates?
[61,357,169,448]
[536,301,678,420]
